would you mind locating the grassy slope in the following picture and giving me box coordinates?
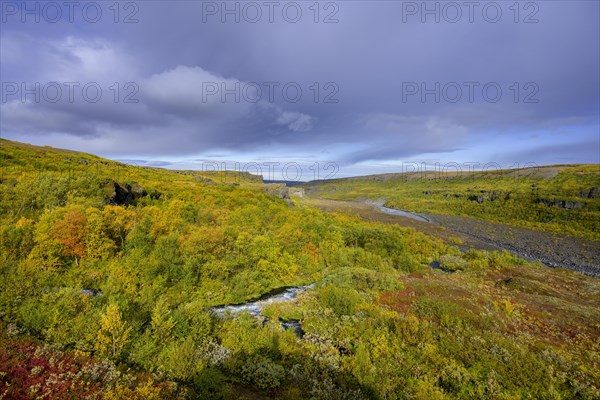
[0,138,262,187]
[303,164,600,240]
[0,139,599,399]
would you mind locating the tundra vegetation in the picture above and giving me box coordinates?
[304,165,600,240]
[1,139,599,399]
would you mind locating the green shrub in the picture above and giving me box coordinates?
[317,286,364,316]
[240,354,286,390]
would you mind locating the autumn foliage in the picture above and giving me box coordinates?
[52,208,87,265]
[0,139,599,399]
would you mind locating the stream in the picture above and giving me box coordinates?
[210,283,315,337]
[376,205,431,222]
[365,200,431,222]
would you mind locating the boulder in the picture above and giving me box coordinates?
[105,182,149,205]
[579,186,600,199]
[467,195,485,204]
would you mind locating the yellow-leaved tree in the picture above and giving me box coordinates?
[96,303,132,359]
[102,205,136,252]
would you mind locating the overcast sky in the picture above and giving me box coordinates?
[1,1,598,179]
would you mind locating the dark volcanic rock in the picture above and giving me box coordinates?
[280,319,304,338]
[105,182,148,205]
[537,198,584,210]
[429,260,454,273]
[561,201,584,210]
[467,190,509,203]
[579,187,600,199]
[468,195,485,204]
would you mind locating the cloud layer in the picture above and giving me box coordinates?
[1,1,598,173]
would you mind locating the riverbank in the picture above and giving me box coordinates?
[301,197,600,278]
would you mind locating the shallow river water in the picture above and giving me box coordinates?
[210,283,315,337]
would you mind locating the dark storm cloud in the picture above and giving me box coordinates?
[1,0,598,168]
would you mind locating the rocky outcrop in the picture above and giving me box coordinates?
[429,260,454,273]
[467,190,510,204]
[105,182,149,205]
[420,189,510,203]
[467,195,485,204]
[264,184,290,201]
[536,198,584,210]
[579,187,600,199]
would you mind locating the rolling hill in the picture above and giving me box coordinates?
[1,139,599,399]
